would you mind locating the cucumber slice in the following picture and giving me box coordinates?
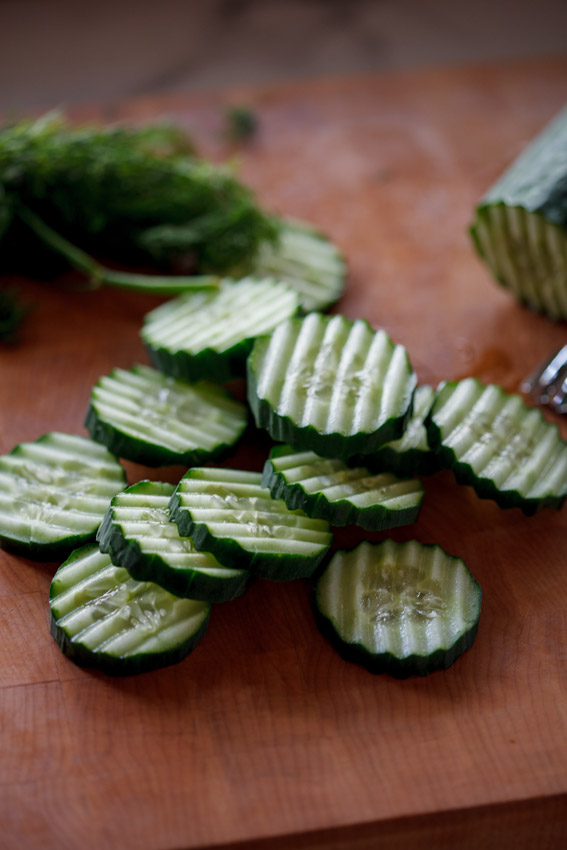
[471,108,567,319]
[142,276,300,383]
[169,467,333,581]
[262,445,424,531]
[426,378,567,515]
[97,480,251,602]
[247,313,416,459]
[316,539,481,678]
[85,364,247,467]
[0,432,126,560]
[251,218,346,312]
[358,384,439,476]
[50,544,210,676]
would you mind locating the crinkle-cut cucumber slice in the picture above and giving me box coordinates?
[251,218,346,312]
[247,313,416,459]
[262,445,424,531]
[97,480,251,602]
[316,539,481,678]
[470,108,567,320]
[426,377,567,515]
[49,544,210,676]
[169,467,332,581]
[0,432,126,560]
[141,276,300,383]
[356,385,439,476]
[85,363,247,467]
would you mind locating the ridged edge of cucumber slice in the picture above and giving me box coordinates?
[0,431,126,560]
[49,544,211,676]
[169,467,333,581]
[262,445,424,531]
[85,364,247,467]
[251,217,346,313]
[142,276,301,383]
[247,313,416,460]
[425,378,567,515]
[352,385,439,477]
[315,539,481,678]
[97,480,251,603]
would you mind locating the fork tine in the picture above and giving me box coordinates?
[549,373,567,414]
[521,344,567,402]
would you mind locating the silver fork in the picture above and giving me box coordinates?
[522,344,567,414]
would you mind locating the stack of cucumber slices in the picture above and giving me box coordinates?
[5,213,567,680]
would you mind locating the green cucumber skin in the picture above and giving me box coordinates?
[425,379,567,516]
[146,337,254,384]
[261,454,422,532]
[85,402,244,468]
[169,490,329,582]
[348,445,440,479]
[50,606,210,677]
[0,530,98,562]
[470,110,567,319]
[476,109,567,227]
[97,509,251,603]
[314,602,479,678]
[247,361,413,461]
[367,446,440,478]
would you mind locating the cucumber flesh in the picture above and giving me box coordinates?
[262,445,424,531]
[169,467,332,581]
[50,544,210,675]
[471,108,567,320]
[359,384,439,476]
[426,378,567,514]
[86,363,247,467]
[247,313,416,459]
[0,432,126,559]
[142,276,300,383]
[316,539,481,677]
[97,480,251,602]
[251,218,346,312]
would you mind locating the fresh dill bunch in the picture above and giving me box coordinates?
[0,113,278,283]
[224,106,258,143]
[0,287,28,343]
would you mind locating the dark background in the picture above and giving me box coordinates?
[2,0,567,113]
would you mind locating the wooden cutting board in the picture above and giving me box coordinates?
[2,59,567,850]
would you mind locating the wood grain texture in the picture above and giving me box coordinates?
[1,59,567,849]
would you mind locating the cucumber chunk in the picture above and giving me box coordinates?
[426,378,567,514]
[98,480,251,602]
[251,218,346,312]
[262,445,424,531]
[358,384,439,476]
[169,467,333,581]
[0,432,126,559]
[471,108,567,320]
[86,363,247,467]
[247,313,416,459]
[50,544,210,675]
[316,539,481,678]
[142,276,300,383]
